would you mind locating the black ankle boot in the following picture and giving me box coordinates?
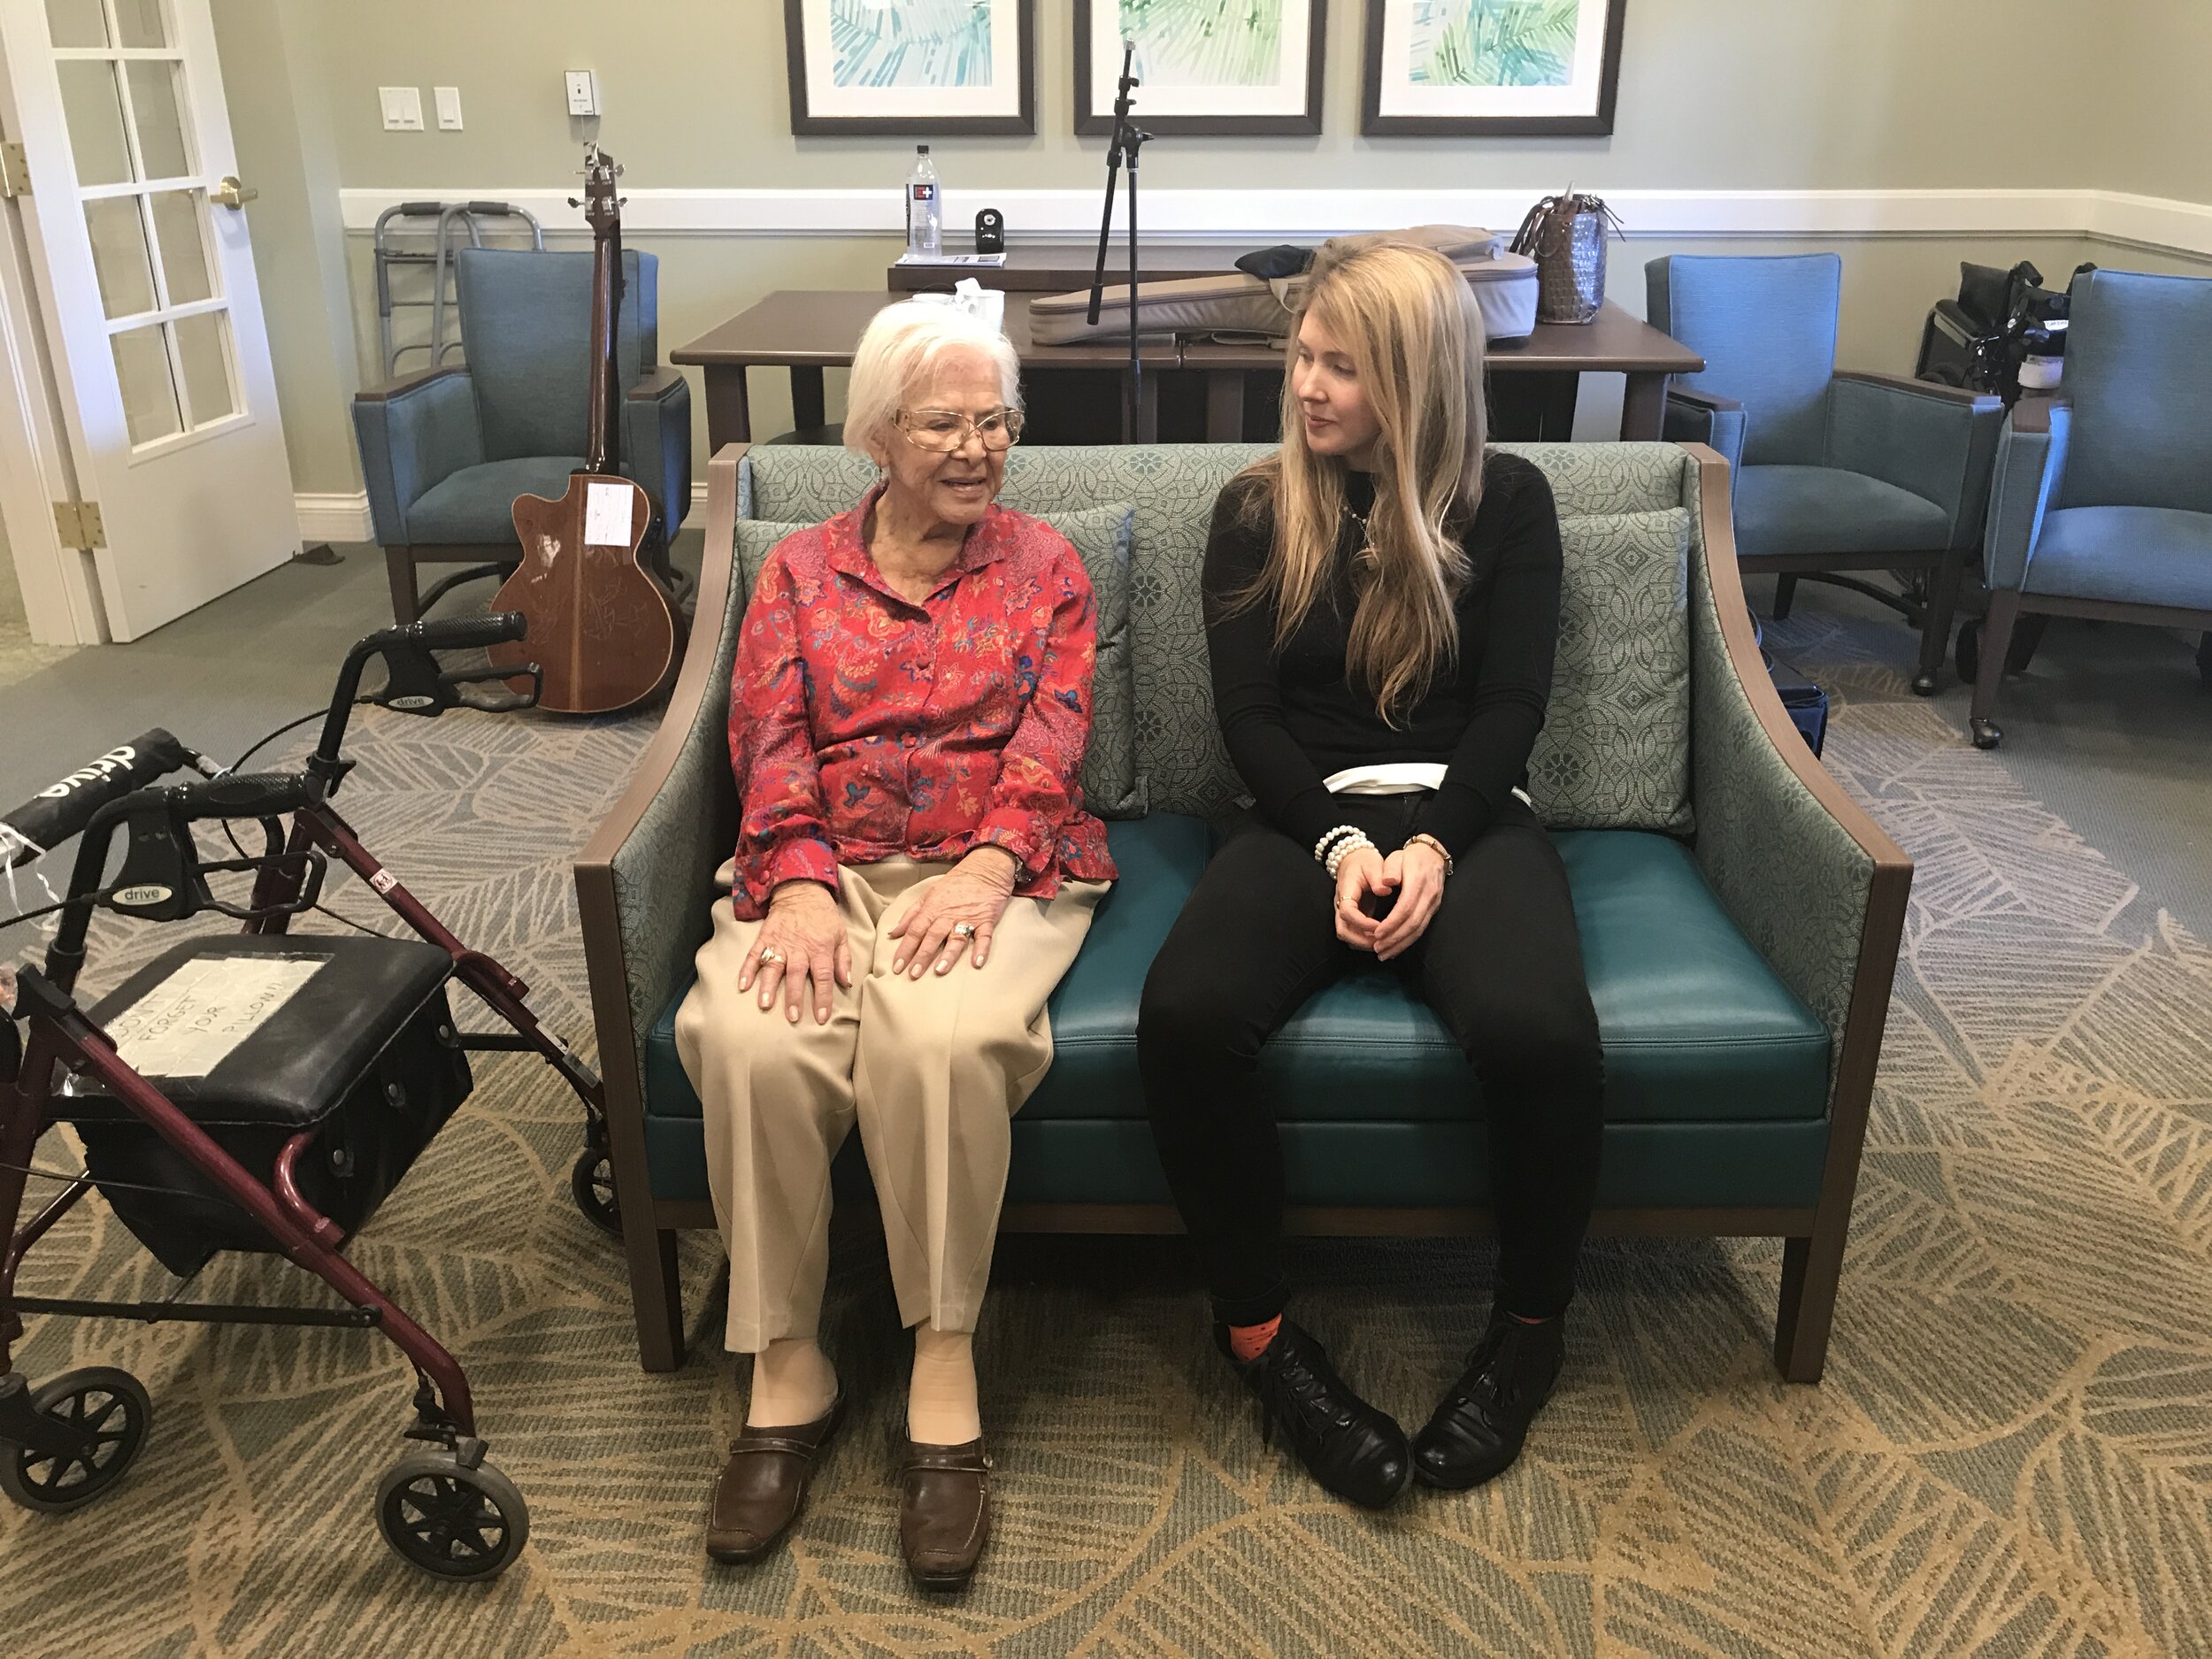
[1217,1319,1411,1510]
[1411,1310,1566,1491]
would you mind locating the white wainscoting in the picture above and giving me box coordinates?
[295,491,373,543]
[340,187,2212,260]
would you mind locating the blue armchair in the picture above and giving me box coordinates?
[1647,254,2004,693]
[352,247,691,623]
[1970,268,2212,749]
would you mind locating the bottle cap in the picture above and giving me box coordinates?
[918,144,930,154]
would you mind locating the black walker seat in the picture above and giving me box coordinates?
[61,935,471,1277]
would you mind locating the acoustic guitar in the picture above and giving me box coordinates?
[489,144,682,714]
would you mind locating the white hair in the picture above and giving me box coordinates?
[843,300,1022,461]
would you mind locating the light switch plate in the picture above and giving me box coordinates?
[565,70,598,117]
[379,86,424,131]
[434,86,463,129]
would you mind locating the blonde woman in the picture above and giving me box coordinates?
[675,302,1114,1588]
[1137,245,1602,1509]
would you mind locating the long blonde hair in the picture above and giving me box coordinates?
[1240,242,1487,722]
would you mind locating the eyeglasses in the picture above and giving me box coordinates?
[894,407,1025,453]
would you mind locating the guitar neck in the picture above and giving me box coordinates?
[582,211,623,476]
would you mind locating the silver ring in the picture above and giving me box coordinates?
[950,923,976,940]
[757,946,783,965]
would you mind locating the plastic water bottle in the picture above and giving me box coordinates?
[906,145,942,258]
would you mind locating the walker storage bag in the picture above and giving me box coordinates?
[1030,224,1539,346]
[58,935,472,1276]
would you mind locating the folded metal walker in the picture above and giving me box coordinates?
[0,612,610,1579]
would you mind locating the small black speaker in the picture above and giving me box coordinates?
[974,207,1006,255]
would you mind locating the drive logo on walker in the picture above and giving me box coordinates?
[38,743,143,797]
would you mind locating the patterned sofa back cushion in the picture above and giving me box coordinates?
[738,442,1696,829]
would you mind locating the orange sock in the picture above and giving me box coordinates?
[1227,1316,1281,1363]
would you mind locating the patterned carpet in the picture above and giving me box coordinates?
[3,607,2208,1659]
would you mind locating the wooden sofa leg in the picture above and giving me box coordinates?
[625,1220,687,1372]
[1771,572,1799,620]
[1773,1231,1845,1383]
[385,546,420,626]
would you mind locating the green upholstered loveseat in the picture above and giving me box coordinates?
[576,440,1910,1383]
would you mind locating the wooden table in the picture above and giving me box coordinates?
[672,291,1702,451]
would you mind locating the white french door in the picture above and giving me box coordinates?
[0,0,295,642]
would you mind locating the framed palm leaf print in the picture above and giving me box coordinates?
[786,0,1036,134]
[1361,0,1627,135]
[1076,0,1328,136]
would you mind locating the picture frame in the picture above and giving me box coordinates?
[785,0,1037,135]
[1075,0,1328,137]
[1361,0,1627,136]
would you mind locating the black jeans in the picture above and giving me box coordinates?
[1137,794,1605,1326]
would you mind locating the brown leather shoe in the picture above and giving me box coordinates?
[897,1437,991,1592]
[705,1396,843,1564]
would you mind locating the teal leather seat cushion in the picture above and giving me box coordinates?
[641,818,1829,1171]
[2025,505,2212,609]
[1027,824,1827,1125]
[407,455,587,543]
[1734,465,1949,558]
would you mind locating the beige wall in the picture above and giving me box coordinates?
[214,0,2211,495]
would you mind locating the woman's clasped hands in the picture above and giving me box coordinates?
[1332,840,1449,963]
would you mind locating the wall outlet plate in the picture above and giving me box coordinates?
[565,70,598,117]
[434,86,463,130]
[379,86,424,132]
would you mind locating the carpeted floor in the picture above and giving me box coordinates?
[2,595,2208,1658]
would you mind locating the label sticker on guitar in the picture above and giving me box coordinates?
[583,480,634,546]
[102,955,326,1078]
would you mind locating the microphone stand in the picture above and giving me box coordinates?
[1086,41,1149,442]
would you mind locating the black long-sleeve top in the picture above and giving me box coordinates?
[1202,452,1563,858]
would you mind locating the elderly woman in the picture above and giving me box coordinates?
[673,302,1114,1590]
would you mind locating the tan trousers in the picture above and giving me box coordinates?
[673,857,1105,1354]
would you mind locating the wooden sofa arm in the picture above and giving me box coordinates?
[575,442,749,1365]
[1681,442,1914,1379]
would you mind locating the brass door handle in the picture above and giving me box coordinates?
[211,175,257,210]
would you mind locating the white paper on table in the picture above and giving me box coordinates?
[102,956,327,1079]
[583,479,636,547]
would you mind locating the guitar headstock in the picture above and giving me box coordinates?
[580,142,623,233]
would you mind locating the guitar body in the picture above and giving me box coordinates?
[494,142,684,715]
[492,472,680,713]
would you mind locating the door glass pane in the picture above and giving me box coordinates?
[44,0,109,48]
[111,323,182,445]
[112,0,169,48]
[85,196,157,318]
[174,311,234,425]
[148,190,211,303]
[126,61,190,180]
[58,60,132,187]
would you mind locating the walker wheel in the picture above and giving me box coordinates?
[1,1367,152,1513]
[571,1147,620,1236]
[375,1451,528,1579]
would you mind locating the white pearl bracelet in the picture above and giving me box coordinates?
[1314,824,1363,864]
[1324,833,1374,879]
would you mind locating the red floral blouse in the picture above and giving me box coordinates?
[726,484,1118,918]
